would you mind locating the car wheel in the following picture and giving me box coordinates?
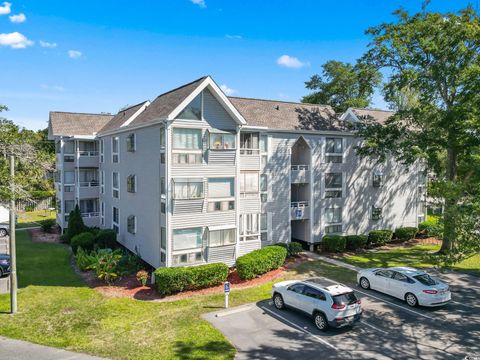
[273,293,285,310]
[0,229,7,237]
[359,277,370,290]
[0,268,3,277]
[313,312,328,331]
[405,293,418,307]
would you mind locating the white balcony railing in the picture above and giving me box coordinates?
[240,148,260,155]
[291,201,309,208]
[291,164,309,171]
[79,181,99,187]
[78,151,99,157]
[81,212,100,218]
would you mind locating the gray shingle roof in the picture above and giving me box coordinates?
[228,97,344,131]
[99,101,149,133]
[351,108,394,125]
[130,76,208,127]
[49,111,113,137]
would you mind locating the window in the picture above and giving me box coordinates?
[393,272,410,283]
[208,228,236,247]
[240,132,259,154]
[373,173,383,188]
[126,133,135,152]
[127,215,136,234]
[160,126,166,148]
[100,171,105,194]
[173,128,202,150]
[375,270,394,278]
[160,252,166,263]
[64,171,75,184]
[177,94,202,120]
[79,170,98,187]
[173,178,203,199]
[208,178,234,198]
[64,141,74,154]
[161,202,166,213]
[100,139,104,163]
[173,227,202,250]
[260,213,268,241]
[101,201,105,226]
[325,173,342,198]
[325,224,342,234]
[325,137,343,163]
[127,174,136,193]
[303,286,326,301]
[260,134,268,153]
[78,141,97,155]
[160,227,166,250]
[112,137,119,163]
[209,132,236,150]
[173,153,203,164]
[239,213,260,241]
[260,174,268,203]
[172,252,203,265]
[79,199,99,216]
[112,207,119,234]
[325,207,342,224]
[288,284,305,294]
[160,177,165,196]
[160,153,165,164]
[64,200,75,214]
[372,206,382,220]
[240,171,259,193]
[207,200,235,212]
[112,172,119,198]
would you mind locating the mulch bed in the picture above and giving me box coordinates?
[29,228,61,244]
[80,254,310,302]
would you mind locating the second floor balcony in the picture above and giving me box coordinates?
[290,201,309,220]
[291,165,310,184]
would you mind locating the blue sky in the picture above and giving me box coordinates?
[0,0,475,130]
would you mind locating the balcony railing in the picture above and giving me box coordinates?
[81,212,100,218]
[291,201,309,208]
[79,180,99,187]
[240,148,260,155]
[78,150,99,157]
[291,164,309,171]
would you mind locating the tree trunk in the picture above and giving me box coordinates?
[439,146,457,254]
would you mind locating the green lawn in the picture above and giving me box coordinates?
[16,210,56,228]
[0,232,349,359]
[340,244,480,276]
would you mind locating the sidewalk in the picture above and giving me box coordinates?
[0,336,105,360]
[304,251,360,272]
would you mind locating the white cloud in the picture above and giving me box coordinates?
[9,13,26,23]
[0,2,11,15]
[225,34,242,39]
[39,40,57,48]
[220,84,237,96]
[68,50,82,59]
[0,32,33,49]
[276,54,308,69]
[190,0,206,8]
[41,84,65,92]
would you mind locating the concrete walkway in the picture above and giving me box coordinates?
[304,251,361,271]
[0,337,105,360]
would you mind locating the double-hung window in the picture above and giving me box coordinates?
[160,126,166,149]
[373,173,384,188]
[101,201,105,226]
[112,172,119,198]
[260,213,268,241]
[100,139,104,163]
[172,128,203,164]
[126,133,135,152]
[325,173,342,198]
[325,137,343,163]
[239,213,260,241]
[127,174,136,193]
[325,207,342,234]
[100,171,105,194]
[240,171,259,194]
[209,132,236,150]
[173,178,203,199]
[208,228,236,247]
[240,132,259,155]
[127,215,136,234]
[112,137,119,163]
[372,206,383,220]
[207,178,235,211]
[112,207,119,234]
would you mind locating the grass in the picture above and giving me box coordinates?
[16,210,56,229]
[340,244,480,276]
[0,232,350,359]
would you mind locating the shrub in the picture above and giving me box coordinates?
[288,242,303,256]
[95,229,118,249]
[118,250,145,275]
[136,270,149,286]
[89,249,123,285]
[39,219,56,233]
[394,227,418,241]
[71,232,95,254]
[368,230,393,246]
[323,235,347,253]
[154,263,229,295]
[25,204,35,212]
[75,247,97,271]
[345,235,368,251]
[418,217,443,238]
[66,205,85,243]
[236,246,287,280]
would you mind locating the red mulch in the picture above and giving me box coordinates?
[81,254,310,302]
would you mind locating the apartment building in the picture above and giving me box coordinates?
[49,76,426,268]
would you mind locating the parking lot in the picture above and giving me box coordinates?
[204,273,480,359]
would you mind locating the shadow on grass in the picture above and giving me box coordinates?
[174,340,234,360]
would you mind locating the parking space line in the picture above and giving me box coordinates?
[260,306,339,351]
[359,320,388,335]
[354,288,437,321]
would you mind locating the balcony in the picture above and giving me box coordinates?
[290,201,309,220]
[291,165,310,184]
[78,181,100,198]
[80,212,100,227]
[77,151,99,167]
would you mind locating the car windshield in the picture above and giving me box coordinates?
[332,292,358,305]
[413,274,438,286]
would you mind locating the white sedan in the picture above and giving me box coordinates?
[357,267,451,307]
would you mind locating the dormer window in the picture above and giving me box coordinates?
[178,94,202,120]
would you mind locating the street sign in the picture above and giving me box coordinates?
[224,281,230,294]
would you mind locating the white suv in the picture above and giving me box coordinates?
[272,279,362,330]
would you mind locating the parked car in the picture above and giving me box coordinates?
[0,254,11,277]
[0,223,9,237]
[272,279,362,331]
[357,267,451,307]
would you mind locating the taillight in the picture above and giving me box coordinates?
[423,289,438,294]
[331,303,346,310]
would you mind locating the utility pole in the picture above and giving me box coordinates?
[9,155,17,314]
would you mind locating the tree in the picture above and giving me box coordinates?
[356,7,480,260]
[302,60,381,113]
[66,205,86,243]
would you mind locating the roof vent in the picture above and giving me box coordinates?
[275,105,279,110]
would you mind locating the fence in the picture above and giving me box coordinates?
[14,197,55,212]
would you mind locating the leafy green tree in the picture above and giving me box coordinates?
[302,60,381,113]
[66,205,86,242]
[356,7,480,260]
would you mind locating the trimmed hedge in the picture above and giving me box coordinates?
[418,218,443,238]
[345,235,368,251]
[394,227,418,241]
[71,232,95,254]
[368,230,393,246]
[323,235,346,253]
[95,229,118,249]
[274,242,303,257]
[236,246,287,280]
[154,263,229,295]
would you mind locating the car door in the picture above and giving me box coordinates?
[389,271,412,299]
[283,284,305,309]
[371,270,394,292]
[301,285,326,314]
